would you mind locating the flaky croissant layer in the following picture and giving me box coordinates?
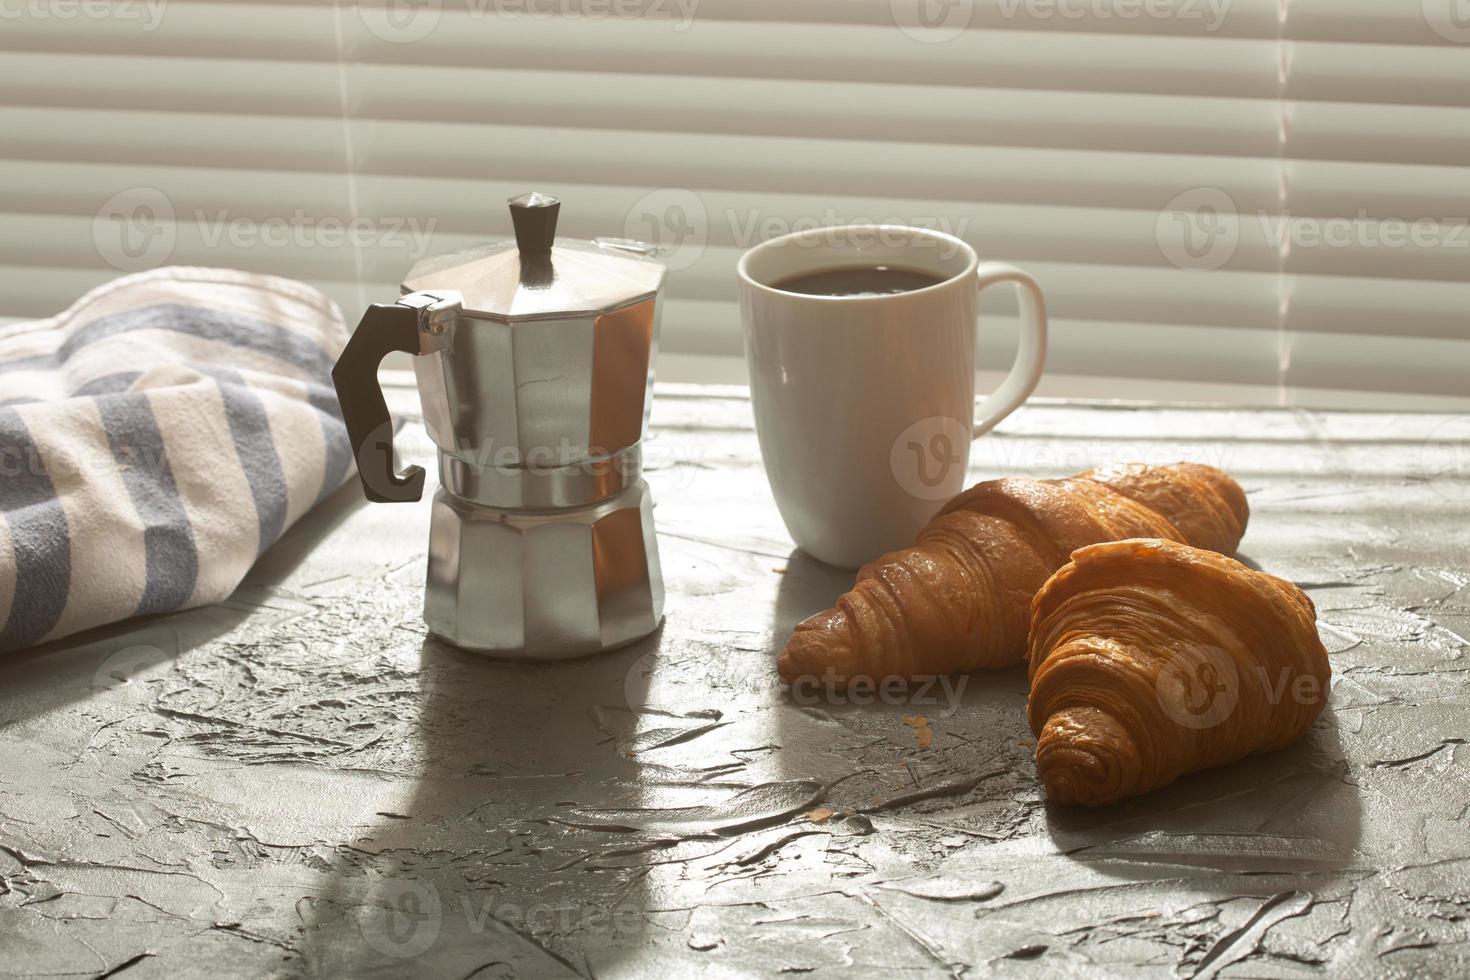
[1027,538,1331,807]
[778,462,1248,686]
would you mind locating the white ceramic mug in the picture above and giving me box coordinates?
[738,224,1048,569]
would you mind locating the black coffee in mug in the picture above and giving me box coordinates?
[772,264,943,298]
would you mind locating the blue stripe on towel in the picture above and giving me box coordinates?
[207,368,288,556]
[305,383,351,503]
[76,373,144,397]
[0,304,335,379]
[90,369,349,510]
[94,392,199,616]
[0,407,71,649]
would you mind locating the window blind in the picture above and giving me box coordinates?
[4,0,1466,408]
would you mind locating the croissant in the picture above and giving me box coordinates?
[1027,538,1331,806]
[777,462,1247,687]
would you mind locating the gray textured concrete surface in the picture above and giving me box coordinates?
[1,386,1467,978]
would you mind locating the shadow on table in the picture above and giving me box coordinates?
[287,544,851,976]
[1040,706,1362,877]
[766,545,1037,828]
[295,546,882,977]
[0,481,366,726]
[1233,549,1266,572]
[292,624,685,979]
[1036,550,1363,871]
[767,544,1363,883]
[771,547,855,647]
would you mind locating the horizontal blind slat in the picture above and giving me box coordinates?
[0,107,1282,213]
[3,170,1289,274]
[662,298,1283,386]
[1284,0,1469,45]
[5,10,1284,98]
[660,251,1281,329]
[1286,274,1470,341]
[1284,331,1470,397]
[0,79,1283,158]
[2,0,1289,42]
[0,53,345,116]
[1285,41,1470,108]
[1286,101,1470,167]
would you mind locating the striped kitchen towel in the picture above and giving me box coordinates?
[0,267,353,653]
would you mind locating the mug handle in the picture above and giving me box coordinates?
[971,262,1048,438]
